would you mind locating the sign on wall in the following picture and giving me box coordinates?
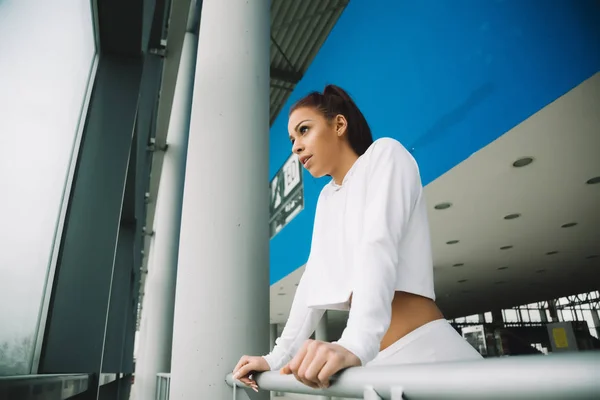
[270,153,304,238]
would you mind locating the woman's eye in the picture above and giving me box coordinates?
[299,126,308,134]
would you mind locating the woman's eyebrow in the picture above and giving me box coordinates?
[294,119,311,131]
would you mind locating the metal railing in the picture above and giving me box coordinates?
[0,374,89,400]
[225,352,600,399]
[156,372,171,400]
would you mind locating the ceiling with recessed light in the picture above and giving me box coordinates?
[270,72,600,330]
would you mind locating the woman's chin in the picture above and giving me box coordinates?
[309,169,328,179]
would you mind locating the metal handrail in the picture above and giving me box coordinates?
[225,352,600,399]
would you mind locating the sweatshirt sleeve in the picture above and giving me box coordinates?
[262,268,325,371]
[334,139,422,366]
[263,188,330,370]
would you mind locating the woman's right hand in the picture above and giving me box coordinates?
[232,355,270,392]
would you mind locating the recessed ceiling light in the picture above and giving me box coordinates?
[561,222,578,228]
[452,263,464,267]
[277,313,283,316]
[434,202,452,210]
[546,251,559,255]
[446,240,460,245]
[536,269,546,273]
[500,245,513,250]
[497,266,509,270]
[458,279,468,283]
[294,283,299,286]
[512,157,533,168]
[504,213,521,220]
[278,293,286,296]
[586,176,600,185]
[585,255,598,260]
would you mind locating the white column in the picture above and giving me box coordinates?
[169,0,270,398]
[133,32,199,400]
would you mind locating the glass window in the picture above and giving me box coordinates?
[465,314,479,323]
[0,0,96,375]
[503,309,518,323]
[484,312,492,323]
[561,310,574,322]
[529,309,542,322]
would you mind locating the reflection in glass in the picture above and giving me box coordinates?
[0,0,95,375]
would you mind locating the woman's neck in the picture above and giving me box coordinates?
[331,150,359,186]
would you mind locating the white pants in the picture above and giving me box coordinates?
[329,320,483,400]
[366,318,483,366]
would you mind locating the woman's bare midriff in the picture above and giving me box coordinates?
[348,291,444,352]
[379,291,444,351]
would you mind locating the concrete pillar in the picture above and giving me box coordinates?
[169,0,270,398]
[133,31,199,400]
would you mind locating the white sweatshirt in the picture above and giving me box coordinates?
[263,138,435,369]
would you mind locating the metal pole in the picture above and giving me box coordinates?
[226,353,600,400]
[169,0,270,398]
[270,324,278,349]
[315,311,328,342]
[315,312,330,400]
[134,31,198,400]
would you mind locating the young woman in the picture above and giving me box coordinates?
[233,85,482,392]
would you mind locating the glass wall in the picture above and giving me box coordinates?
[0,0,96,375]
[452,290,600,339]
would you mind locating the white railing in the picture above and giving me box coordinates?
[156,372,171,400]
[225,352,600,399]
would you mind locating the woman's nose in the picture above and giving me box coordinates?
[292,141,304,154]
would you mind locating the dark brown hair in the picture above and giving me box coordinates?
[290,84,374,156]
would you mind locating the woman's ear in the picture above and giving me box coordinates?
[335,114,348,137]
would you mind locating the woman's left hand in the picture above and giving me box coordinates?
[280,339,361,389]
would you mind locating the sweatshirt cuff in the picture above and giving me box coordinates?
[332,338,369,367]
[262,351,287,371]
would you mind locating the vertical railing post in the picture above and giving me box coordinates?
[169,0,271,398]
[315,312,330,400]
[270,324,284,399]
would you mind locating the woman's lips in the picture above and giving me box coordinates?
[302,155,313,168]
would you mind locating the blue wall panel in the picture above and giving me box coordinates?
[269,0,600,284]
